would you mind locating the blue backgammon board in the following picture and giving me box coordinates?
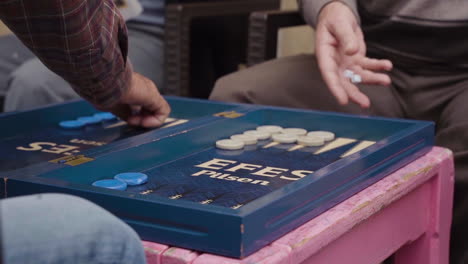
[0,96,242,178]
[1,97,434,258]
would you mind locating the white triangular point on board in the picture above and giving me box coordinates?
[314,138,357,155]
[161,119,188,128]
[263,142,279,149]
[164,117,176,123]
[340,140,376,158]
[288,145,305,152]
[104,120,127,129]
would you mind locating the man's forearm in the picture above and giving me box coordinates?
[0,0,131,108]
[298,0,359,27]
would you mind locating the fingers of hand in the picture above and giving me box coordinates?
[328,19,359,55]
[141,114,166,128]
[318,2,360,56]
[317,45,349,105]
[316,20,373,108]
[360,58,393,72]
[345,56,392,86]
[127,110,165,128]
[142,77,171,122]
[109,104,133,121]
[355,69,391,86]
[127,104,170,128]
[324,71,370,108]
[325,75,349,105]
[123,73,172,128]
[318,61,372,108]
[340,79,370,108]
[127,99,170,128]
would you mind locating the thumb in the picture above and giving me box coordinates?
[329,21,359,55]
[122,73,171,126]
[139,76,170,119]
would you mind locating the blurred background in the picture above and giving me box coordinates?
[0,0,315,111]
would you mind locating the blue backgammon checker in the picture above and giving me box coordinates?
[93,112,116,121]
[92,179,127,191]
[76,116,102,125]
[1,98,434,258]
[114,172,148,185]
[59,120,86,129]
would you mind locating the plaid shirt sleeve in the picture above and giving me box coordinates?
[0,0,132,108]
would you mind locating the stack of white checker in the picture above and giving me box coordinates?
[215,125,335,150]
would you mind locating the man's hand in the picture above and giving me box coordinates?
[104,72,171,128]
[316,2,392,108]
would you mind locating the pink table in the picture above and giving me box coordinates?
[142,147,454,264]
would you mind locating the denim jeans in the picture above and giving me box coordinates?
[0,193,146,264]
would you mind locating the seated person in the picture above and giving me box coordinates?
[210,1,468,263]
[0,0,166,112]
[0,0,169,263]
[2,193,146,264]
